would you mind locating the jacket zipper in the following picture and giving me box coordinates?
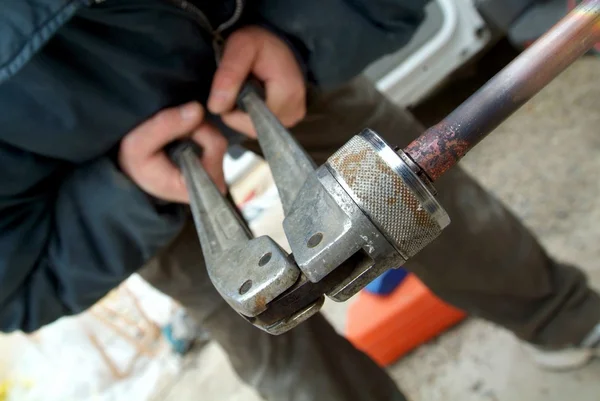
[164,0,245,60]
[215,0,244,33]
[91,0,244,61]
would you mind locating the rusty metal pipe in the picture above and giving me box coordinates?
[404,0,600,181]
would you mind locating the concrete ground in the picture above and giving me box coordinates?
[156,56,600,401]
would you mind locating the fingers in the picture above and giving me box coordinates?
[220,110,255,137]
[207,30,258,115]
[253,41,306,128]
[119,101,229,204]
[208,26,307,138]
[123,102,204,156]
[220,57,306,137]
[136,150,190,203]
[191,123,228,194]
[120,143,190,204]
[119,102,204,204]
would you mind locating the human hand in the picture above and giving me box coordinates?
[119,102,228,203]
[207,26,306,137]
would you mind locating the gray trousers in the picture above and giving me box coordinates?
[140,77,600,401]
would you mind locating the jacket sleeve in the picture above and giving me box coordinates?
[0,151,186,333]
[253,0,429,89]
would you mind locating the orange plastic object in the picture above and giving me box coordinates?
[345,274,466,366]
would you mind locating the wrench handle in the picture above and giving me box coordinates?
[236,77,266,112]
[165,139,202,168]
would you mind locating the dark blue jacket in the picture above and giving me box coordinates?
[0,0,427,332]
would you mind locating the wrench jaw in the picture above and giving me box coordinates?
[283,129,450,304]
[282,172,361,283]
[283,168,405,301]
[176,144,303,331]
[204,229,322,335]
[207,236,300,318]
[251,296,325,335]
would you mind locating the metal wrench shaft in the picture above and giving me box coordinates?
[172,141,300,319]
[240,91,316,215]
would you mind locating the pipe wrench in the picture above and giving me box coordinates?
[168,81,449,334]
[168,0,600,336]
